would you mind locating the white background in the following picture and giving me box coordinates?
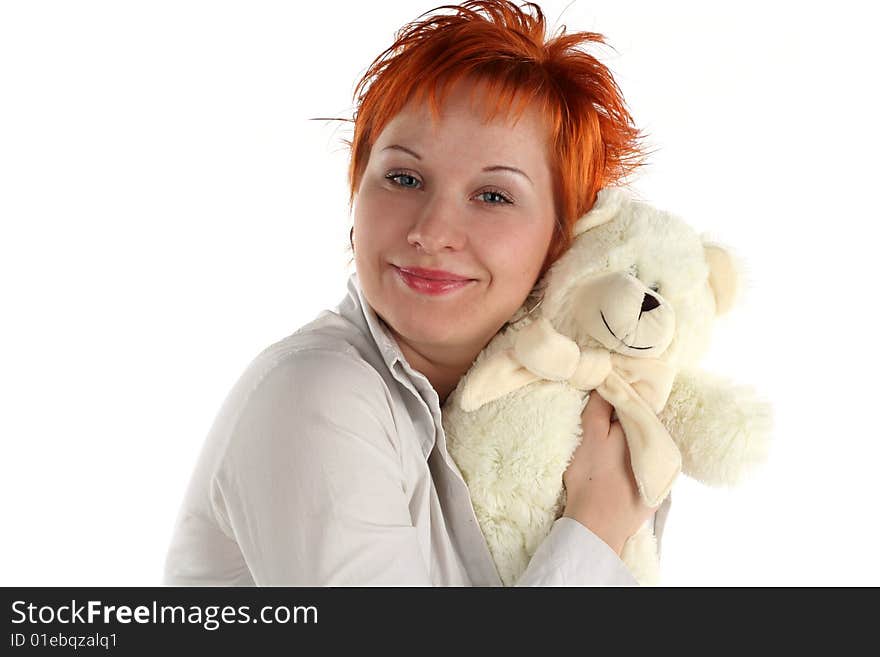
[2,0,877,586]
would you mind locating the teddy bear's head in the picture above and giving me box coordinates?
[529,187,739,370]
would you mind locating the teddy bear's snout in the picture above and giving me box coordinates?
[641,293,660,313]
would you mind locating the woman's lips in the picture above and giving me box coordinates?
[394,266,475,296]
[397,266,472,281]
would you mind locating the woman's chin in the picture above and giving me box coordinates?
[393,316,470,348]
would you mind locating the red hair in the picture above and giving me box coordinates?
[348,0,652,277]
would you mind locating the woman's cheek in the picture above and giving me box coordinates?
[484,218,538,259]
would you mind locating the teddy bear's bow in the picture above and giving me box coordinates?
[460,317,681,507]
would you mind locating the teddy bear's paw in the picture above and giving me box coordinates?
[621,524,660,586]
[479,517,531,586]
[660,370,773,487]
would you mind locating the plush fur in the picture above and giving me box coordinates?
[442,187,773,585]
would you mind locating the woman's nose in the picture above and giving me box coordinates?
[407,194,467,253]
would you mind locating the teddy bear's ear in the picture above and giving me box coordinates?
[704,243,739,315]
[572,186,628,236]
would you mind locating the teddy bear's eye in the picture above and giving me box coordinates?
[649,284,660,293]
[628,265,639,278]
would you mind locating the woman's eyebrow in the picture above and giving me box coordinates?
[482,165,533,186]
[382,144,422,159]
[381,144,533,186]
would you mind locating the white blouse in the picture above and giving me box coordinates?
[162,272,671,586]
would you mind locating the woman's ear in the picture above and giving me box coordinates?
[703,243,739,315]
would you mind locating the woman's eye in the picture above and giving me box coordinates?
[384,174,511,204]
[477,189,513,205]
[386,172,421,189]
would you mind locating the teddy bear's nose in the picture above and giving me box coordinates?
[641,293,660,312]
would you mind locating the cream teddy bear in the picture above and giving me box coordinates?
[442,186,772,586]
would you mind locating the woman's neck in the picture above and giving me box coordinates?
[383,323,483,405]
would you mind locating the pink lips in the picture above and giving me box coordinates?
[394,266,475,296]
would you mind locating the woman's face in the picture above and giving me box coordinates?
[353,77,557,362]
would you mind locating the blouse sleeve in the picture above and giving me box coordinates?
[515,492,672,586]
[514,517,638,586]
[210,348,434,586]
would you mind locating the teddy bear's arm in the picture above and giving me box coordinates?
[657,369,772,486]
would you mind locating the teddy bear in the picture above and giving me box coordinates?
[441,186,772,586]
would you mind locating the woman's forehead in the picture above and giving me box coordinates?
[377,79,552,151]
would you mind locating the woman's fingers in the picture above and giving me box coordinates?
[566,393,613,492]
[581,391,613,439]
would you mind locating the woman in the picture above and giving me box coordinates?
[163,0,669,586]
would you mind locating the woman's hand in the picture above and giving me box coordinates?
[562,391,657,556]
